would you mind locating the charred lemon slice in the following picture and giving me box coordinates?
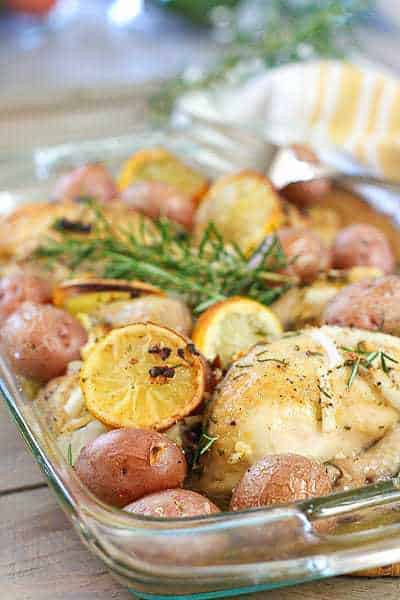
[192,297,283,368]
[81,322,206,430]
[194,171,284,254]
[53,278,163,316]
[118,147,209,203]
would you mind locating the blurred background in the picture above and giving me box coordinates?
[1,0,399,153]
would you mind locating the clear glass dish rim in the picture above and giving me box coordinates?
[2,127,400,596]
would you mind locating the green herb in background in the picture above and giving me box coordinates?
[151,0,373,118]
[36,202,292,314]
[157,0,240,25]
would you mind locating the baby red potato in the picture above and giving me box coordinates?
[0,272,52,322]
[121,181,196,230]
[230,454,332,512]
[277,227,331,283]
[230,454,334,533]
[94,295,193,337]
[52,163,118,203]
[124,489,220,518]
[75,428,187,508]
[323,275,400,335]
[332,224,395,274]
[1,302,87,381]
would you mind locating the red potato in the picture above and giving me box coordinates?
[1,302,87,381]
[0,272,52,322]
[277,227,331,283]
[332,224,395,274]
[279,145,331,208]
[121,181,196,230]
[323,275,400,335]
[280,179,331,209]
[94,295,193,337]
[230,454,332,511]
[75,428,187,508]
[125,489,220,518]
[52,164,118,204]
[123,488,225,566]
[230,454,333,533]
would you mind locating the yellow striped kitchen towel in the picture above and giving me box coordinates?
[180,60,400,182]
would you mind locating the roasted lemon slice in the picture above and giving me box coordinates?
[81,322,206,430]
[118,147,209,203]
[193,171,284,254]
[192,297,283,367]
[53,278,163,316]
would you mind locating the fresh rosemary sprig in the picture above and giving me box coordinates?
[191,431,219,471]
[36,202,291,314]
[198,433,219,456]
[340,344,399,389]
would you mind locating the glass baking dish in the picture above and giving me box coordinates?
[2,128,400,599]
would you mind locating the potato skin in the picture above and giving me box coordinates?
[52,163,118,203]
[332,224,395,274]
[323,275,400,335]
[280,179,331,209]
[75,428,187,508]
[94,296,193,337]
[121,181,196,230]
[277,227,331,283]
[279,145,331,208]
[230,454,332,511]
[124,488,220,518]
[0,272,52,322]
[1,302,87,381]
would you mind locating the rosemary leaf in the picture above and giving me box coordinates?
[199,433,219,456]
[347,357,361,389]
[256,357,288,365]
[318,384,333,399]
[67,443,73,467]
